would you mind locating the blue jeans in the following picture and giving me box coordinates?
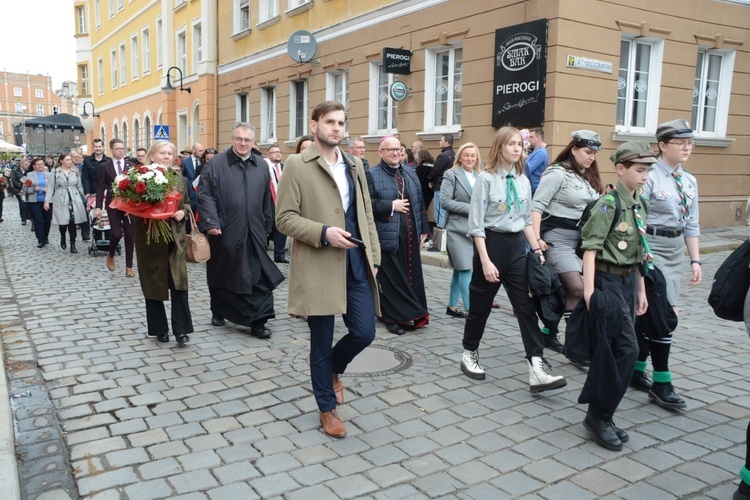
[434,190,446,229]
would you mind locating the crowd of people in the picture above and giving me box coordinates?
[0,103,704,452]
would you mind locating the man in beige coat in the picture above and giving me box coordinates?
[276,101,381,438]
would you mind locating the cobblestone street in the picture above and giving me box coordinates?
[2,201,750,499]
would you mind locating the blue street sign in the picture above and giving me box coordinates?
[154,125,170,140]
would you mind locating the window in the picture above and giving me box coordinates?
[425,45,463,131]
[35,89,43,99]
[77,6,86,34]
[288,0,310,9]
[259,0,278,22]
[0,123,4,136]
[142,27,151,74]
[289,80,308,139]
[119,43,127,85]
[15,103,24,113]
[615,36,664,134]
[122,121,128,151]
[369,62,397,133]
[110,49,118,89]
[108,0,114,17]
[234,0,250,34]
[261,87,276,143]
[193,23,202,67]
[79,65,89,95]
[101,126,106,145]
[131,35,139,80]
[133,118,140,148]
[113,123,119,140]
[95,0,101,28]
[13,87,21,97]
[117,0,123,11]
[98,58,104,94]
[53,106,60,114]
[177,31,187,75]
[691,49,735,137]
[36,105,44,115]
[326,71,348,134]
[156,18,163,68]
[237,93,249,123]
[144,115,151,148]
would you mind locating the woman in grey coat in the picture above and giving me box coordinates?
[440,143,481,318]
[26,157,53,247]
[44,153,87,253]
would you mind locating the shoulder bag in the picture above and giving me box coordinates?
[184,206,211,263]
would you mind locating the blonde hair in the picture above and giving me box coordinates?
[452,143,481,171]
[146,140,177,166]
[482,127,524,175]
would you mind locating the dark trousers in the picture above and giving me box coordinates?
[108,207,134,267]
[586,272,638,421]
[0,193,4,220]
[28,202,52,244]
[15,194,26,222]
[145,273,193,337]
[59,223,77,244]
[307,276,375,412]
[270,223,287,260]
[463,231,543,358]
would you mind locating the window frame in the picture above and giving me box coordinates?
[368,61,398,135]
[77,6,87,34]
[142,26,150,75]
[98,57,104,94]
[108,0,115,18]
[236,93,249,123]
[110,49,118,89]
[79,65,89,95]
[15,103,24,113]
[326,70,349,136]
[176,29,187,76]
[259,0,279,23]
[615,35,664,135]
[119,42,127,86]
[36,105,44,115]
[289,80,308,140]
[156,17,163,69]
[35,89,43,99]
[691,47,735,139]
[260,86,277,144]
[423,44,463,134]
[192,22,202,68]
[95,0,101,28]
[13,87,21,97]
[234,0,251,36]
[130,34,139,81]
[53,106,60,114]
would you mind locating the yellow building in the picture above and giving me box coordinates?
[75,0,217,154]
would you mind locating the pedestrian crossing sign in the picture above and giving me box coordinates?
[154,125,170,140]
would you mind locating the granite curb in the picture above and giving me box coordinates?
[0,305,21,500]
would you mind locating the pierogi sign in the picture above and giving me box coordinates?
[492,19,548,128]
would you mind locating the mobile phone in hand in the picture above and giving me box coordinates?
[346,235,366,249]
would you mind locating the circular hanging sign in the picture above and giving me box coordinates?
[390,81,408,102]
[287,30,318,63]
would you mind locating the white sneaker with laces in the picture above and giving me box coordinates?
[461,349,485,380]
[528,356,567,393]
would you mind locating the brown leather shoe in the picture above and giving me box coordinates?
[106,254,115,272]
[125,268,135,277]
[319,409,346,438]
[332,374,344,405]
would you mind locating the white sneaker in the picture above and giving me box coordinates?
[461,349,485,380]
[528,356,567,393]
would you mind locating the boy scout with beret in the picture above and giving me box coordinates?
[578,140,656,451]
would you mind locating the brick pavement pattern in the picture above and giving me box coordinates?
[1,201,749,499]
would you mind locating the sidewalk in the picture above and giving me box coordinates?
[1,207,749,499]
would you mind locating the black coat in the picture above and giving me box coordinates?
[197,148,284,294]
[81,153,110,195]
[526,252,566,324]
[636,265,678,339]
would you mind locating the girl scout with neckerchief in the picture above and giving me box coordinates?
[630,119,701,411]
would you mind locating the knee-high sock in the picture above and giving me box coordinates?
[649,336,672,373]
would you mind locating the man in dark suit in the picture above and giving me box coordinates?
[94,138,135,277]
[182,143,204,211]
[266,144,288,263]
[81,138,110,240]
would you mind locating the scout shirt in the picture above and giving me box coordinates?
[580,181,649,267]
[468,168,531,238]
[531,162,600,221]
[642,159,700,238]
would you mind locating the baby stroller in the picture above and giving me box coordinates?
[88,208,121,257]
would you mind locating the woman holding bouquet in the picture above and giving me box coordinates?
[44,153,87,253]
[134,140,193,345]
[26,158,53,247]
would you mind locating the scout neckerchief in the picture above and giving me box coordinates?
[632,199,655,271]
[505,172,521,213]
[671,168,688,223]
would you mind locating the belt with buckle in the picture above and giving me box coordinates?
[595,261,638,276]
[645,226,684,238]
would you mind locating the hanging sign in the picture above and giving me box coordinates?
[383,48,412,75]
[492,19,548,127]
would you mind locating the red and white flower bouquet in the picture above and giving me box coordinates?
[110,164,182,243]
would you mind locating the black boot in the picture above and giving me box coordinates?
[649,382,686,410]
[60,234,67,250]
[543,331,564,353]
[734,480,750,500]
[630,371,653,392]
[583,413,622,451]
[70,241,78,254]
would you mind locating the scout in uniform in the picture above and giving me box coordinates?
[629,119,701,410]
[579,141,655,451]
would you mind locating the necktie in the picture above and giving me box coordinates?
[116,160,122,175]
[505,174,521,213]
[269,176,277,205]
[275,163,282,182]
[672,170,688,222]
[633,203,654,271]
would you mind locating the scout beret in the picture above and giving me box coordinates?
[656,119,694,142]
[571,130,601,151]
[610,141,657,165]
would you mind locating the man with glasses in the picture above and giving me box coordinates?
[95,139,135,276]
[197,123,285,339]
[366,136,430,335]
[347,137,369,170]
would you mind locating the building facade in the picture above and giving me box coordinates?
[0,72,64,147]
[75,0,217,154]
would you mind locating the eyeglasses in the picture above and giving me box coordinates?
[205,149,217,154]
[667,140,695,149]
[379,148,401,154]
[232,137,254,144]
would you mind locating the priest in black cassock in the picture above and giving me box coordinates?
[365,136,430,335]
[197,123,284,339]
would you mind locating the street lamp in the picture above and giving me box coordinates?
[80,101,100,119]
[17,104,27,149]
[161,66,191,94]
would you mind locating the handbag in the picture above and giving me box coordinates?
[708,239,750,321]
[184,206,210,263]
